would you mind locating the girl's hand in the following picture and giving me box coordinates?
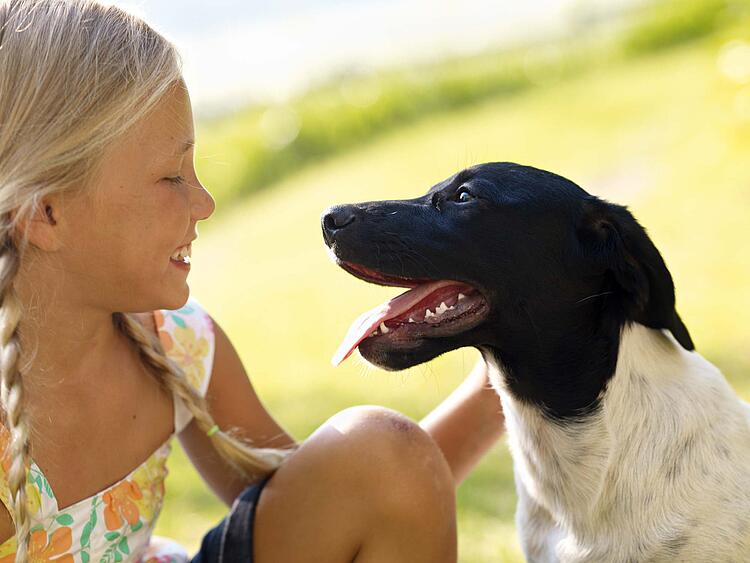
[420,359,505,485]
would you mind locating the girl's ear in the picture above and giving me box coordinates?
[578,197,694,351]
[16,201,62,252]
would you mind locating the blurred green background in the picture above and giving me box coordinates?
[152,0,750,560]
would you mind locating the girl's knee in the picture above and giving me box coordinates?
[326,405,428,448]
[266,405,454,517]
[253,406,456,562]
[316,406,454,508]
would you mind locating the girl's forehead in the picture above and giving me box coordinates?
[109,86,195,168]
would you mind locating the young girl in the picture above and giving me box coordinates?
[0,1,505,561]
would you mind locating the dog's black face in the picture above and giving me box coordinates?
[323,162,693,419]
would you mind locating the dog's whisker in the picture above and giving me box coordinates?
[519,301,543,351]
[382,239,409,279]
[393,243,441,277]
[575,291,614,304]
[382,239,435,278]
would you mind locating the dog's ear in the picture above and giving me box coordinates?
[577,198,694,351]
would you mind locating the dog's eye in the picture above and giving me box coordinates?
[455,188,475,203]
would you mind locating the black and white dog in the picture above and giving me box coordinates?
[322,162,750,562]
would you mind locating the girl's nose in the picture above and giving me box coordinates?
[192,181,216,221]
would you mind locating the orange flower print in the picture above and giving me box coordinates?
[0,426,12,474]
[0,527,75,563]
[0,427,40,515]
[28,527,73,563]
[154,311,174,353]
[169,325,209,389]
[154,310,166,331]
[103,480,143,530]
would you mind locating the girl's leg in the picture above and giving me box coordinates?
[254,405,457,563]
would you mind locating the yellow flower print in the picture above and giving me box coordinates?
[132,455,167,522]
[169,325,209,390]
[0,538,15,562]
[25,482,41,514]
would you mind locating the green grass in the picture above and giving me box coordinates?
[194,0,750,210]
[154,30,750,562]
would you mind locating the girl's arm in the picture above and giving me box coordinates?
[180,317,503,504]
[178,318,297,506]
[420,359,505,485]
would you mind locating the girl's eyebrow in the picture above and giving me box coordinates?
[154,139,195,163]
[179,139,195,154]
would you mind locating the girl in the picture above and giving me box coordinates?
[0,1,505,561]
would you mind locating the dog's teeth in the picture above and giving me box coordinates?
[380,322,390,333]
[425,309,435,319]
[370,330,378,337]
[458,293,466,301]
[436,302,448,315]
[447,305,455,310]
[408,317,416,323]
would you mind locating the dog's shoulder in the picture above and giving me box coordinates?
[600,324,750,559]
[508,324,750,561]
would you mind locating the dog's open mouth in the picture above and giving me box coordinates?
[332,261,489,365]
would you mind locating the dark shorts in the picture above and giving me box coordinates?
[191,475,273,563]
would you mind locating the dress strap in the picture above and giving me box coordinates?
[153,297,217,435]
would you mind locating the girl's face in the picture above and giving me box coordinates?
[53,83,215,313]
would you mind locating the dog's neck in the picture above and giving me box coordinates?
[484,323,696,527]
[485,325,680,513]
[480,313,623,420]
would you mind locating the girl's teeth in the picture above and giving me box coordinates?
[171,245,192,263]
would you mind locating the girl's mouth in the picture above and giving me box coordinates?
[170,243,191,266]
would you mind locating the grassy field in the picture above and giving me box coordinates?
[153,30,750,562]
[193,0,744,209]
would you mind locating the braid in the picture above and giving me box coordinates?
[1,1,231,559]
[0,234,31,562]
[112,311,292,480]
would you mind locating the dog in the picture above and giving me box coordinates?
[321,162,750,562]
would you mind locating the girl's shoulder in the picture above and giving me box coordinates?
[0,297,216,558]
[152,298,217,436]
[152,296,217,398]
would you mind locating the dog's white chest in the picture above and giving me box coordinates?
[488,325,750,562]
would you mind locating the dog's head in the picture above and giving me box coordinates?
[323,162,693,416]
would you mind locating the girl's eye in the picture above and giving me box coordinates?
[455,188,475,202]
[165,175,186,185]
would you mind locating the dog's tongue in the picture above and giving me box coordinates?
[332,280,455,366]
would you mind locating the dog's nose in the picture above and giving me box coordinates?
[322,206,356,244]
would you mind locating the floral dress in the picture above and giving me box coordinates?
[0,298,216,563]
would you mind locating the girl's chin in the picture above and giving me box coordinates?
[155,282,190,313]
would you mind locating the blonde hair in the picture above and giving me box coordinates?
[0,1,290,560]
